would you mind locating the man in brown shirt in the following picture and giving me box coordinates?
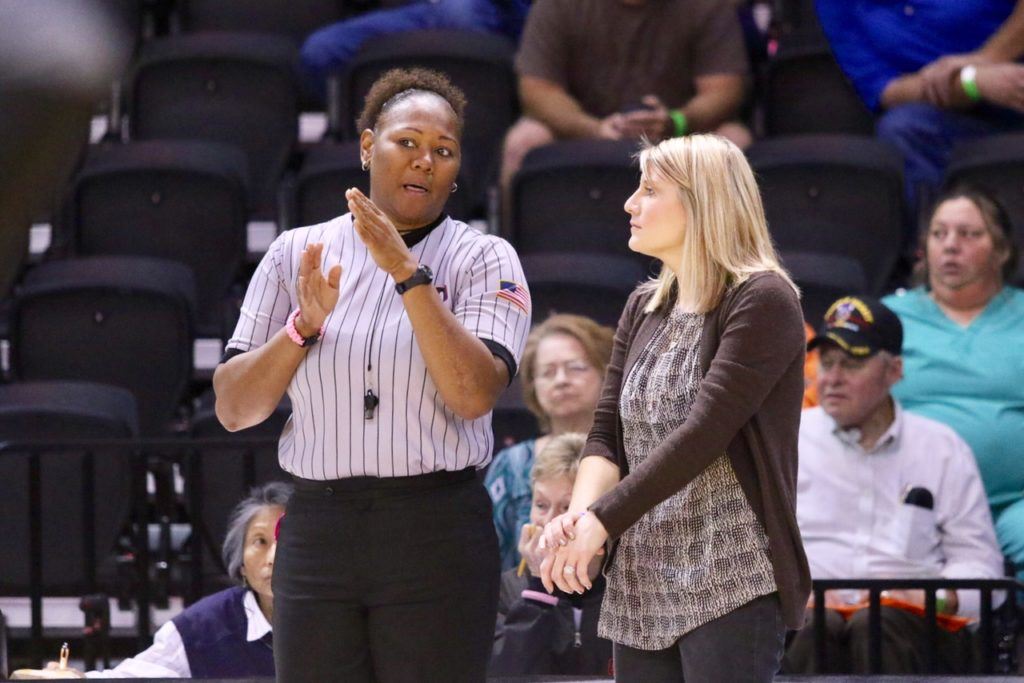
[501,0,751,187]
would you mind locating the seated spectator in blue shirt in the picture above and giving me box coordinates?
[41,482,291,679]
[491,432,612,676]
[883,186,1024,580]
[485,313,613,570]
[815,0,1024,221]
[300,0,531,102]
[783,296,1003,674]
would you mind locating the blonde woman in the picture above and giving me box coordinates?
[538,135,811,681]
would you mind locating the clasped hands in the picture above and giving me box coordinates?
[598,95,672,141]
[534,511,610,595]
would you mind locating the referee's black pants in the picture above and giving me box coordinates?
[273,468,500,683]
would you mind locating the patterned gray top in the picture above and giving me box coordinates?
[598,306,777,650]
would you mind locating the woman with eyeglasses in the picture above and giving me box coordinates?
[485,313,614,570]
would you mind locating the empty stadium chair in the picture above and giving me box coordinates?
[521,253,645,328]
[780,250,868,323]
[0,381,142,663]
[105,0,145,47]
[946,133,1024,286]
[177,0,350,46]
[763,39,875,137]
[185,391,291,598]
[334,29,519,217]
[128,33,301,215]
[508,140,651,270]
[747,135,905,294]
[291,140,470,228]
[10,256,196,436]
[775,0,823,34]
[63,141,249,336]
[28,120,90,248]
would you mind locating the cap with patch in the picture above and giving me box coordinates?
[808,295,902,357]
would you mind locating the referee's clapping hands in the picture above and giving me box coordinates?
[346,187,419,283]
[295,243,342,338]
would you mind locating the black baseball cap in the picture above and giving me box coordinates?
[808,296,903,357]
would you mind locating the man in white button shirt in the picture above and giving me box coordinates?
[783,295,1003,675]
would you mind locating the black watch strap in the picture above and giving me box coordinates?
[395,264,433,295]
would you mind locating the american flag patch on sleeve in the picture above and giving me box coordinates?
[496,280,531,314]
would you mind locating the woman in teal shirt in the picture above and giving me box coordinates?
[883,186,1024,571]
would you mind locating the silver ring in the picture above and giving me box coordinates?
[562,565,576,576]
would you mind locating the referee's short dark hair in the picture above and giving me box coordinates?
[222,481,293,585]
[356,67,467,136]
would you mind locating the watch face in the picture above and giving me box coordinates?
[397,265,433,294]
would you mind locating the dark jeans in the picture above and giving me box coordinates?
[273,469,500,683]
[299,0,514,101]
[612,593,786,682]
[875,102,1024,238]
[782,606,974,674]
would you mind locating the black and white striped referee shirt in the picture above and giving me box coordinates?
[224,214,532,480]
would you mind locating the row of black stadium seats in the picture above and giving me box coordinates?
[37,129,1024,341]
[10,130,1020,439]
[80,23,870,217]
[107,0,409,50]
[0,377,533,660]
[0,372,531,593]
[96,29,518,217]
[0,242,866,442]
[30,13,888,273]
[0,379,296,634]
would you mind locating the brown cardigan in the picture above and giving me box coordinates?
[586,271,811,630]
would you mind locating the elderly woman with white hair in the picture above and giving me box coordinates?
[37,481,291,679]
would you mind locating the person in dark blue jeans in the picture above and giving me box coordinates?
[816,0,1024,229]
[301,0,531,102]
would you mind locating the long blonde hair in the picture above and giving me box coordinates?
[639,135,797,313]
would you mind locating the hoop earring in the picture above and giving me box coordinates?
[361,160,370,171]
[450,182,458,194]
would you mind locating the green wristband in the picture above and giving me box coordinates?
[669,109,689,137]
[960,65,982,103]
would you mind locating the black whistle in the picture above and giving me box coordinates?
[363,390,379,420]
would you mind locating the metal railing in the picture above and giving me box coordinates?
[6,437,1021,675]
[0,436,280,668]
[811,577,1022,674]
[1,608,8,678]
